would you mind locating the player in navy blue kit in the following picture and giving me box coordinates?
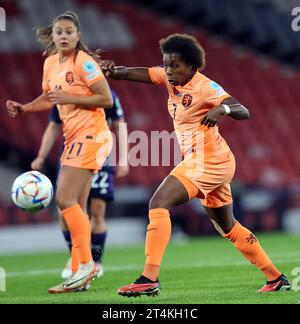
[31,89,129,281]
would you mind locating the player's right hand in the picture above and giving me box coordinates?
[101,60,115,73]
[103,64,128,80]
[31,156,45,171]
[6,100,24,118]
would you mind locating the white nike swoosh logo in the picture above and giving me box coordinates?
[65,275,88,287]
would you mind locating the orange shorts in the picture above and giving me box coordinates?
[60,139,112,173]
[170,151,236,208]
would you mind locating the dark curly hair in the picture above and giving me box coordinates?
[159,33,205,71]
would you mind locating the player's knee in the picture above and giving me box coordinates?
[92,217,106,230]
[90,207,105,224]
[56,193,75,211]
[212,223,226,236]
[90,200,106,221]
[149,195,168,210]
[222,219,237,235]
[212,219,236,236]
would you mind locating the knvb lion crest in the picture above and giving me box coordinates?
[65,72,74,84]
[246,233,258,245]
[182,94,193,108]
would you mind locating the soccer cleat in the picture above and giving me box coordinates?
[63,260,97,291]
[257,274,291,293]
[83,263,103,290]
[117,275,160,297]
[48,281,75,294]
[95,262,104,278]
[48,277,88,294]
[61,257,72,279]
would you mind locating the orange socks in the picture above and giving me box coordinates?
[143,208,171,281]
[70,215,92,273]
[71,246,79,273]
[62,204,92,267]
[224,222,281,281]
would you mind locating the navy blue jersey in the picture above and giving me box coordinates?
[105,89,124,125]
[49,89,124,125]
[49,104,61,124]
[89,165,115,202]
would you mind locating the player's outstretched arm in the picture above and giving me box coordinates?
[6,93,53,117]
[105,66,153,84]
[31,121,61,171]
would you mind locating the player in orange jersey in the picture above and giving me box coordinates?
[6,11,114,293]
[31,95,128,283]
[103,34,290,296]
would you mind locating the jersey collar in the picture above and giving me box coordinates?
[172,71,201,91]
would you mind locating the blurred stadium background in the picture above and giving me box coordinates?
[0,0,300,255]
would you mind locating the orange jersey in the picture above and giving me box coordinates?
[42,50,110,145]
[148,67,231,160]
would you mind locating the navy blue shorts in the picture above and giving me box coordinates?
[89,166,115,202]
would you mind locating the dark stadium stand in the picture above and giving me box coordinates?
[0,0,299,228]
[127,0,300,64]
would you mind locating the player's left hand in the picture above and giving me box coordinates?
[116,165,129,178]
[201,106,226,128]
[48,88,74,105]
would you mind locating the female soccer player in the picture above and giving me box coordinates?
[31,92,128,283]
[103,34,290,297]
[6,11,113,292]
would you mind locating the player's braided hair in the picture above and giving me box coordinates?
[159,33,205,71]
[35,11,102,63]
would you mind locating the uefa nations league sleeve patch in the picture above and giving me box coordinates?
[210,81,226,96]
[83,61,98,73]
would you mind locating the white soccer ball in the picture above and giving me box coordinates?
[11,171,54,213]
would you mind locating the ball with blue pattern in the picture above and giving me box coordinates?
[11,171,53,213]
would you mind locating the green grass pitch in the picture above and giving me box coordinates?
[0,233,299,304]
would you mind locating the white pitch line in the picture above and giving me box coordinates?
[5,257,299,279]
[6,265,139,278]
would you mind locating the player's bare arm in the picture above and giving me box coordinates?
[31,121,61,171]
[47,78,113,108]
[221,96,250,120]
[201,96,250,127]
[104,64,153,83]
[6,93,52,117]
